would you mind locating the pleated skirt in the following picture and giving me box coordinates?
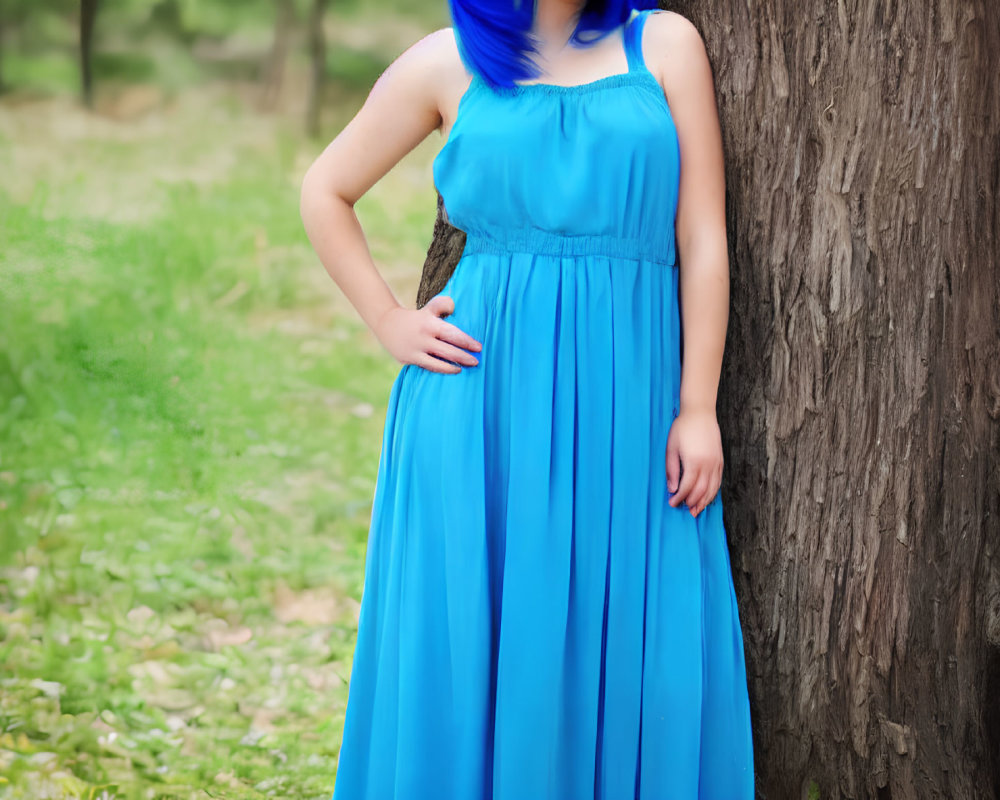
[330,244,755,800]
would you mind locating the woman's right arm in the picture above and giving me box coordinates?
[299,28,482,374]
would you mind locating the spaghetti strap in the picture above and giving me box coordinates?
[623,8,653,74]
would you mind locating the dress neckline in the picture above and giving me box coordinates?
[494,8,655,96]
[497,69,657,96]
[509,19,630,93]
[434,9,670,180]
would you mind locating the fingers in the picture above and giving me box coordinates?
[436,318,483,353]
[425,293,455,317]
[685,472,713,517]
[414,294,483,373]
[668,459,723,517]
[665,436,682,494]
[668,460,698,509]
[415,352,462,374]
[427,338,479,367]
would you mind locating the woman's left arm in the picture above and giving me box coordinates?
[646,11,730,518]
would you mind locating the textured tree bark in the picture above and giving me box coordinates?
[666,1,1000,797]
[416,192,465,309]
[416,2,1000,797]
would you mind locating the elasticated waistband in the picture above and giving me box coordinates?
[460,227,677,266]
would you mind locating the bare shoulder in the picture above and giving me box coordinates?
[399,27,467,73]
[433,26,471,74]
[382,27,471,131]
[641,10,712,100]
[380,27,460,92]
[430,27,476,95]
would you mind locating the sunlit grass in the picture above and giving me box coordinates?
[0,9,443,795]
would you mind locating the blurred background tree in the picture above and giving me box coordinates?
[0,0,449,797]
[80,0,98,106]
[0,0,447,131]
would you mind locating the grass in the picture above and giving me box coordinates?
[0,10,446,796]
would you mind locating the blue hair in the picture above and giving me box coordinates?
[449,0,661,89]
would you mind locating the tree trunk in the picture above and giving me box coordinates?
[305,0,328,137]
[80,0,99,108]
[416,192,465,309]
[417,1,1000,797]
[667,0,1000,796]
[261,0,295,112]
[0,6,6,94]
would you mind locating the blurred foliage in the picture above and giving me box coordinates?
[0,70,442,794]
[0,0,451,97]
[0,0,447,795]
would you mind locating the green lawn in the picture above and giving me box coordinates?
[0,15,443,796]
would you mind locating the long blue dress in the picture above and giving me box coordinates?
[330,8,755,799]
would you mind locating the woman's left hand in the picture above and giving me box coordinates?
[665,407,724,518]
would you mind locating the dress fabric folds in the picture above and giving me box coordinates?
[330,8,755,799]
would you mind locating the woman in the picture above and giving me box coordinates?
[300,0,755,797]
